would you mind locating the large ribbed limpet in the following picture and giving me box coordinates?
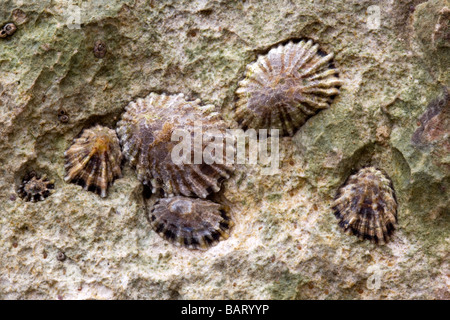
[148,196,234,250]
[332,167,398,244]
[233,39,342,136]
[64,125,122,198]
[116,92,235,198]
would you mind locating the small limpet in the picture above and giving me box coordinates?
[148,196,234,250]
[17,171,55,202]
[233,39,342,136]
[332,167,398,244]
[64,125,122,198]
[116,92,235,198]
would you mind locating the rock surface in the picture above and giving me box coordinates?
[0,0,448,299]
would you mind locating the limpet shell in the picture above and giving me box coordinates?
[116,92,235,198]
[64,125,122,197]
[148,196,234,250]
[233,39,342,136]
[332,167,398,244]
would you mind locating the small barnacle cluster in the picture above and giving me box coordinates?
[233,39,342,136]
[332,167,398,244]
[57,108,69,123]
[0,23,17,38]
[17,171,55,202]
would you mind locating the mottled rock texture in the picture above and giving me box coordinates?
[0,0,448,299]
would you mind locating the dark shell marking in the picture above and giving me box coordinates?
[93,40,107,58]
[332,167,398,244]
[233,40,342,136]
[64,125,122,197]
[116,92,235,198]
[0,23,17,38]
[149,196,234,250]
[17,171,55,202]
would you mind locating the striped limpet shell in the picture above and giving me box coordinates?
[148,196,234,250]
[233,39,342,136]
[17,171,55,202]
[64,125,122,198]
[116,92,235,198]
[332,167,398,245]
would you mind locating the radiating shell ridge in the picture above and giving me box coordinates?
[17,171,55,202]
[116,92,235,198]
[148,196,234,250]
[332,167,398,244]
[233,40,342,136]
[64,125,122,198]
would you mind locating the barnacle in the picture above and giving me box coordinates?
[57,108,69,123]
[56,252,66,262]
[64,125,122,198]
[233,39,342,136]
[116,92,235,198]
[148,196,234,250]
[332,167,398,244]
[93,40,107,58]
[17,171,55,202]
[0,23,17,38]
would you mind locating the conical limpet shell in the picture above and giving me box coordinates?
[64,125,122,198]
[233,39,342,136]
[116,92,235,198]
[148,196,234,250]
[332,167,398,244]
